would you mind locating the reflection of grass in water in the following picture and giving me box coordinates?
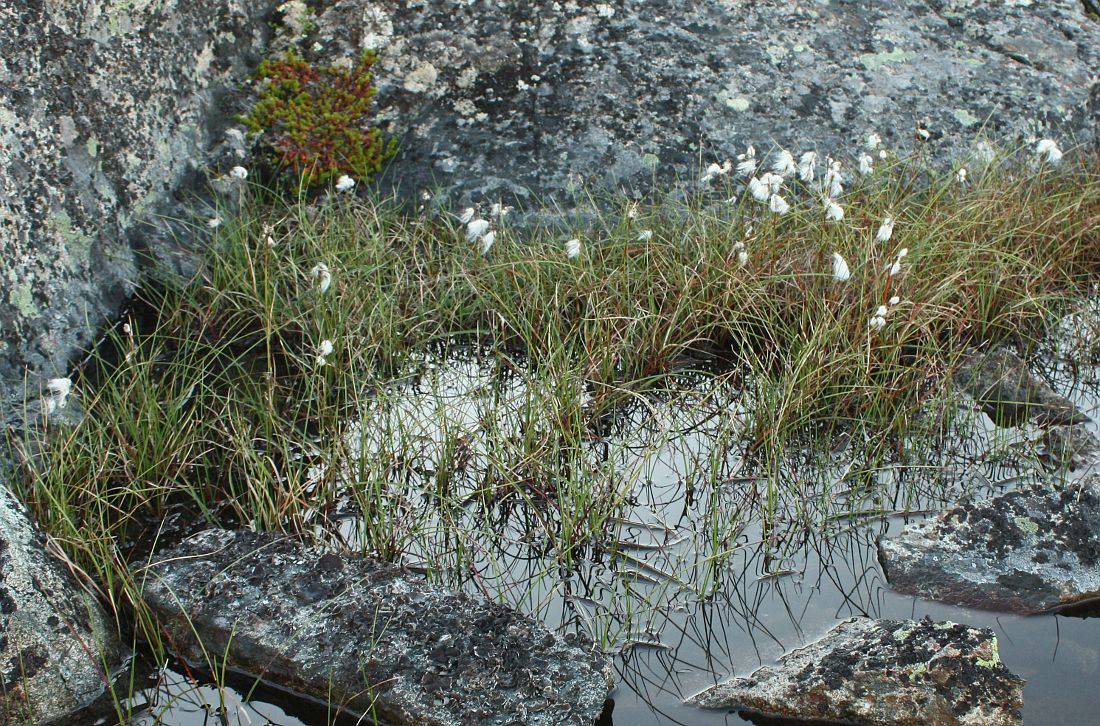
[7,144,1099,720]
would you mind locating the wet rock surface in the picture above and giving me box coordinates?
[953,347,1090,427]
[0,478,122,725]
[688,616,1023,726]
[0,0,275,415]
[142,528,613,726]
[878,475,1100,613]
[297,0,1100,208]
[1042,424,1100,472]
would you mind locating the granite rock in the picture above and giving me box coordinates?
[142,528,614,726]
[0,477,122,725]
[0,0,275,416]
[295,0,1100,209]
[878,475,1100,613]
[688,616,1024,726]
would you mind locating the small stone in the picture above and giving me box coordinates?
[879,475,1100,613]
[688,617,1024,726]
[952,347,1088,427]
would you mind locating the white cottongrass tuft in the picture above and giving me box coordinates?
[637,229,654,242]
[735,146,757,177]
[230,166,248,180]
[875,216,895,243]
[858,153,874,176]
[798,151,817,183]
[262,224,276,248]
[748,176,769,202]
[207,216,222,229]
[869,314,887,331]
[889,295,901,306]
[769,193,790,214]
[887,248,907,277]
[700,160,732,185]
[316,339,334,366]
[310,262,332,293]
[824,199,844,222]
[916,124,931,141]
[823,159,843,198]
[875,305,888,318]
[466,218,491,242]
[458,207,476,224]
[956,167,968,185]
[1035,138,1062,165]
[866,132,882,150]
[737,250,749,266]
[489,202,512,219]
[565,238,582,258]
[772,149,797,176]
[831,252,851,282]
[335,175,356,192]
[479,230,496,255]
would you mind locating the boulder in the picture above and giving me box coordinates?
[687,617,1024,726]
[142,528,614,726]
[952,347,1089,427]
[298,0,1100,208]
[0,0,275,416]
[0,478,122,725]
[878,476,1100,613]
[1042,423,1100,472]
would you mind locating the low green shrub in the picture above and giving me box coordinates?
[240,49,397,187]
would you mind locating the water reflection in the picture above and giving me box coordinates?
[127,340,1100,725]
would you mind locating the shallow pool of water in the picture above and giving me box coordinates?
[120,331,1100,726]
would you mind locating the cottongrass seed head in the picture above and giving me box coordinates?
[831,252,851,282]
[310,262,332,293]
[876,216,895,243]
[565,238,582,258]
[335,175,356,192]
[1035,138,1063,165]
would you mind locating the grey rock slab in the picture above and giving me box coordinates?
[687,617,1023,726]
[0,0,276,416]
[0,479,123,725]
[299,0,1100,209]
[952,347,1089,427]
[878,475,1100,613]
[142,528,614,726]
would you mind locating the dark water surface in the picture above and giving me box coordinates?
[124,335,1100,726]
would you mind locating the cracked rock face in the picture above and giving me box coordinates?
[0,0,274,416]
[687,617,1024,726]
[142,529,614,726]
[300,0,1100,209]
[878,475,1100,613]
[0,480,122,725]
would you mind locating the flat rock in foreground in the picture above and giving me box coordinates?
[687,617,1023,726]
[878,476,1100,613]
[142,529,613,726]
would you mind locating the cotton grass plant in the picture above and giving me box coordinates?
[5,137,1099,720]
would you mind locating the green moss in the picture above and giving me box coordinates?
[239,49,397,188]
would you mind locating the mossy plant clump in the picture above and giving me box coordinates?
[240,49,397,188]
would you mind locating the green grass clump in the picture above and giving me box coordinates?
[240,48,397,187]
[5,143,1099,717]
